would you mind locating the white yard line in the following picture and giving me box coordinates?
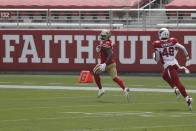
[70,124,196,131]
[0,116,107,122]
[0,85,196,93]
[1,112,196,125]
[6,101,182,111]
[9,105,98,110]
[0,82,11,83]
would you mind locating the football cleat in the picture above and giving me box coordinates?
[124,88,130,102]
[187,97,193,111]
[97,89,104,98]
[174,87,181,101]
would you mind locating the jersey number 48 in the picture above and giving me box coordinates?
[162,47,174,57]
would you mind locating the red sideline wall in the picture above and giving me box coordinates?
[0,30,195,72]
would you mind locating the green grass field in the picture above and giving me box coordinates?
[0,74,196,131]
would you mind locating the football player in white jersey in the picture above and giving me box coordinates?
[152,28,193,111]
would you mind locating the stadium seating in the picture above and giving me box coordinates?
[165,0,196,21]
[0,0,196,29]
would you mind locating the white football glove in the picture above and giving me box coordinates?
[184,68,190,74]
[99,63,106,71]
[153,50,160,63]
[179,66,190,74]
[185,56,191,67]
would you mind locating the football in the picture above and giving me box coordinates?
[93,64,102,74]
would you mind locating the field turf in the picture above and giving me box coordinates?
[0,74,195,131]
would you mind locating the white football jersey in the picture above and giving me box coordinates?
[153,38,179,69]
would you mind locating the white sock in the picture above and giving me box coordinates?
[185,96,189,101]
[99,89,104,92]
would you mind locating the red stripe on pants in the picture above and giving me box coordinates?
[162,65,188,98]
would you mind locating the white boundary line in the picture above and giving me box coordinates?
[0,85,196,93]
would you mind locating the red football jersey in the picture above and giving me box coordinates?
[99,40,115,65]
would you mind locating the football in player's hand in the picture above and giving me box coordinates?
[93,64,102,74]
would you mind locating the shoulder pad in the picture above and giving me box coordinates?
[169,37,178,44]
[102,44,110,48]
[101,41,112,48]
[152,40,161,48]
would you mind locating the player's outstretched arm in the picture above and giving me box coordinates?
[153,49,160,63]
[176,43,190,66]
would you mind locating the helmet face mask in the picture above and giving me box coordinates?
[158,28,170,40]
[100,30,111,41]
[100,34,107,41]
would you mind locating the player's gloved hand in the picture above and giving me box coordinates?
[184,68,190,74]
[185,56,191,67]
[179,66,190,74]
[96,45,100,52]
[99,63,106,71]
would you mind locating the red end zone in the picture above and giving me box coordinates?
[0,30,195,72]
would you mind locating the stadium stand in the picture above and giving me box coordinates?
[0,0,151,21]
[0,0,150,9]
[0,0,150,29]
[0,0,196,29]
[166,0,196,9]
[165,0,196,20]
[163,0,196,28]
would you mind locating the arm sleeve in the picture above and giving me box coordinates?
[153,49,160,62]
[176,43,189,57]
[102,46,113,65]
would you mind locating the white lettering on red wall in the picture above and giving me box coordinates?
[0,30,195,72]
[42,35,52,63]
[184,36,196,65]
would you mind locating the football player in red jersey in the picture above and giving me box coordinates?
[93,30,130,101]
[153,28,193,110]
